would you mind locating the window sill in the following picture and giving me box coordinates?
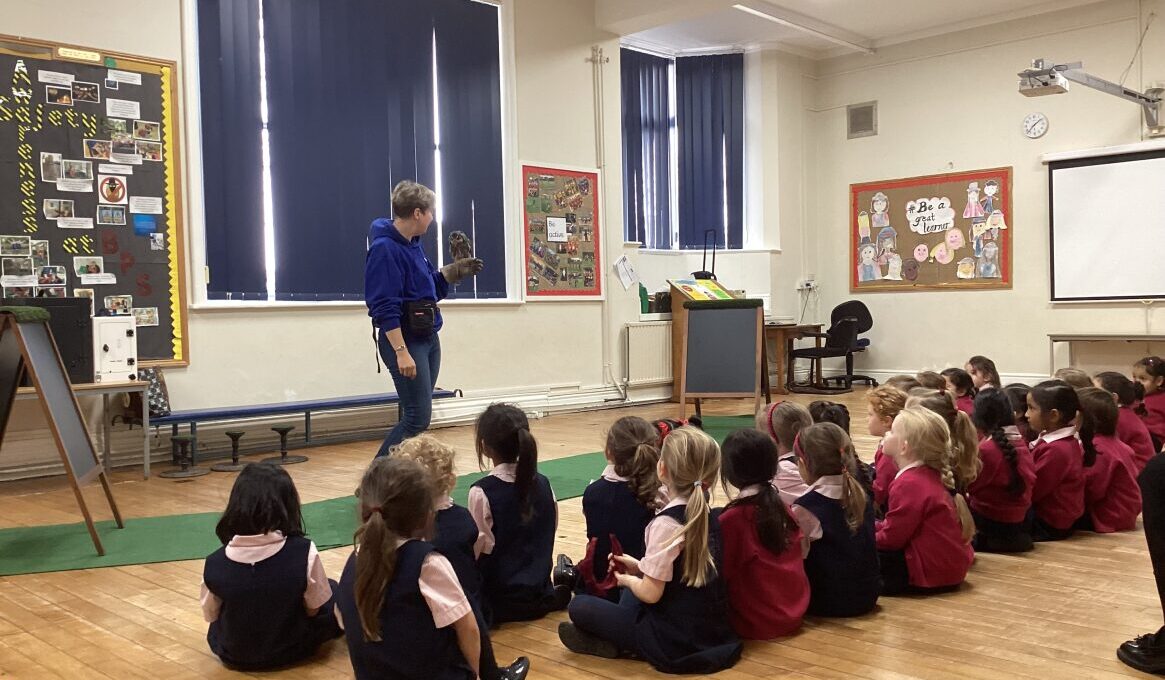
[190,298,525,312]
[636,247,782,255]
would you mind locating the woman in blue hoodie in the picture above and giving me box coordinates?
[365,181,483,457]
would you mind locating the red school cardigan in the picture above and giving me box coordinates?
[1116,406,1156,472]
[872,443,898,510]
[718,503,809,639]
[1140,392,1165,448]
[875,466,973,589]
[1084,435,1142,533]
[966,434,1035,524]
[1030,436,1085,531]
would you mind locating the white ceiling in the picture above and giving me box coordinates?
[614,0,1105,57]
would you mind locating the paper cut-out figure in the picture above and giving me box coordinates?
[883,253,903,281]
[963,181,985,220]
[857,240,882,282]
[971,219,990,257]
[979,180,999,215]
[945,227,966,251]
[956,257,976,279]
[857,211,871,243]
[871,192,891,231]
[913,243,930,262]
[903,258,920,281]
[875,226,898,266]
[932,241,954,264]
[985,209,1008,239]
[978,241,1001,278]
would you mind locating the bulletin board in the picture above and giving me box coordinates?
[522,163,601,298]
[850,167,1012,292]
[0,35,188,365]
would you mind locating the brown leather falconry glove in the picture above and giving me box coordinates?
[441,258,484,284]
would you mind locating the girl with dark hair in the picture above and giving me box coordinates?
[717,429,809,639]
[791,423,880,617]
[1027,380,1085,541]
[559,416,661,600]
[1134,356,1165,452]
[1003,383,1037,443]
[968,389,1035,552]
[201,464,342,670]
[942,368,976,414]
[808,400,851,433]
[1075,388,1142,533]
[965,355,1001,391]
[1094,371,1156,470]
[468,404,567,624]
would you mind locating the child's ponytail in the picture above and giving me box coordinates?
[515,425,538,521]
[606,416,662,510]
[658,427,721,588]
[941,462,976,544]
[722,429,795,554]
[839,445,869,533]
[476,403,541,522]
[1077,386,1121,468]
[353,457,433,642]
[972,389,1024,496]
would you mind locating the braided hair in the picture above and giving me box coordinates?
[971,388,1024,496]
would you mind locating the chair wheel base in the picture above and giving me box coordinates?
[160,467,211,479]
[210,462,249,472]
[261,455,309,465]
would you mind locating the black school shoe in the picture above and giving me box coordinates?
[1118,631,1165,674]
[553,553,579,590]
[558,622,619,659]
[496,656,531,680]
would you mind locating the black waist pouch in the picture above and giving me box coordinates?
[404,300,437,335]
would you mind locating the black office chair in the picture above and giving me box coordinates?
[823,300,879,388]
[787,316,860,394]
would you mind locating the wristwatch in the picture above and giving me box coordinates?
[393,344,407,353]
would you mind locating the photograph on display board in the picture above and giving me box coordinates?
[521,164,601,298]
[850,167,1012,292]
[0,34,188,364]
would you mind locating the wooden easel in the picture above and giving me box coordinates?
[0,310,123,555]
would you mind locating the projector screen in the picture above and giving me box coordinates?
[1050,149,1165,301]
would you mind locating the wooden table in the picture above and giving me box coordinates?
[762,323,823,397]
[16,380,149,477]
[1048,333,1165,373]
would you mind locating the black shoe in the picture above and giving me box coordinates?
[496,656,530,680]
[553,554,578,589]
[1119,632,1165,673]
[558,622,619,659]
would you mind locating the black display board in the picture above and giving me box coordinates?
[0,35,187,364]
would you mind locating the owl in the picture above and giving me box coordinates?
[448,230,473,261]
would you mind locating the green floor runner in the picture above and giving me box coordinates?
[0,415,754,576]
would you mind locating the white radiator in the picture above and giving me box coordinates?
[625,321,673,385]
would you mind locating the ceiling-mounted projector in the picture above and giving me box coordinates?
[1017,58,1163,135]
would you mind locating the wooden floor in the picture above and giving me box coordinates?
[0,391,1160,679]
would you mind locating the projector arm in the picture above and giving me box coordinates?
[1059,68,1162,128]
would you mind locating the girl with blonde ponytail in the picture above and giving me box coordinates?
[334,457,486,680]
[875,407,975,595]
[907,389,982,492]
[556,416,662,600]
[791,423,881,617]
[559,426,742,674]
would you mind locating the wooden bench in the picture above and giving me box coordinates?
[151,390,458,466]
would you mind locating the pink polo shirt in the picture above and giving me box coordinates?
[467,463,558,558]
[638,497,688,582]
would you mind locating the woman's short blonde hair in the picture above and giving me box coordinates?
[391,180,436,219]
[392,434,457,496]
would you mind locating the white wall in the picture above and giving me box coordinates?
[2,0,642,476]
[806,0,1165,379]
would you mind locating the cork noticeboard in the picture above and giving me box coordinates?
[522,163,601,299]
[850,167,1012,292]
[0,34,188,365]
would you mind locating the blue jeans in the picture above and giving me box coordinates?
[376,331,441,457]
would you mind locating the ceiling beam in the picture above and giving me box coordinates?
[733,0,875,54]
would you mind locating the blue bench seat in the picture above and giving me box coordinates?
[153,390,457,460]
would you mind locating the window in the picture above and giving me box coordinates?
[621,48,745,250]
[197,0,507,301]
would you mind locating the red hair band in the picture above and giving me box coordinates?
[764,401,782,442]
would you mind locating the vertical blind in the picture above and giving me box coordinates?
[620,48,673,250]
[197,0,506,301]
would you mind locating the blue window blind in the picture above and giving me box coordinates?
[620,48,673,250]
[675,53,744,250]
[197,0,267,300]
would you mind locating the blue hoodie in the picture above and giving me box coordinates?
[364,218,449,335]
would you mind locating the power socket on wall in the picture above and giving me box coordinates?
[796,279,818,291]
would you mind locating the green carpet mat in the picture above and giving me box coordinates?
[0,415,754,576]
